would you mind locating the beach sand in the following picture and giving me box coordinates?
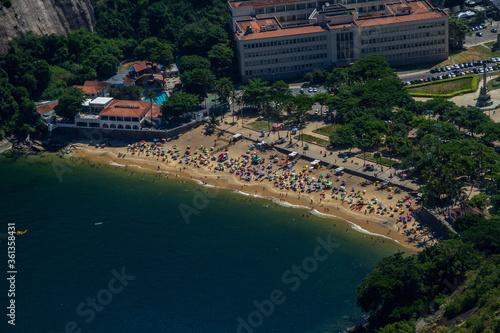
[69,126,437,251]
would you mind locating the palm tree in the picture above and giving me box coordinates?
[205,115,220,134]
[146,90,157,126]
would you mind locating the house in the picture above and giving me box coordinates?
[35,101,58,124]
[74,81,112,98]
[130,61,161,78]
[449,207,485,221]
[134,73,165,89]
[75,99,162,130]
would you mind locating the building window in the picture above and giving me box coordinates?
[118,124,124,129]
[125,125,131,129]
[103,124,109,128]
[133,125,139,130]
[296,4,306,10]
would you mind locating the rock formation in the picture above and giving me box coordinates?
[0,0,96,53]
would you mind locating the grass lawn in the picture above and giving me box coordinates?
[436,45,500,67]
[246,120,270,131]
[485,41,496,48]
[294,134,330,146]
[363,153,399,167]
[407,76,477,95]
[315,124,340,136]
[119,61,140,70]
[487,73,500,90]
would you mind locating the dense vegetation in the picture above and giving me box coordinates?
[0,0,233,138]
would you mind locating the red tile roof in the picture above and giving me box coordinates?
[74,81,111,95]
[147,104,162,119]
[99,100,151,118]
[36,103,58,115]
[133,61,159,73]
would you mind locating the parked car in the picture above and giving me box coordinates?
[492,28,498,33]
[313,87,318,93]
[476,32,483,37]
[308,87,313,92]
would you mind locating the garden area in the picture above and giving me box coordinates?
[407,75,478,97]
[294,133,330,146]
[315,124,340,136]
[362,152,399,167]
[245,120,271,131]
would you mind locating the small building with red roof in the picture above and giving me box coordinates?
[73,81,112,98]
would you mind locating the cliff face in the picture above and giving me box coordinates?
[0,0,96,54]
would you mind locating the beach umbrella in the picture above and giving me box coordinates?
[292,128,298,131]
[261,130,266,134]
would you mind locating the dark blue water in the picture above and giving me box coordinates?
[0,154,406,333]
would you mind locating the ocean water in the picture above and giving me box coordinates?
[0,154,406,333]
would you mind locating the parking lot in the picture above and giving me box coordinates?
[464,21,498,46]
[404,57,500,86]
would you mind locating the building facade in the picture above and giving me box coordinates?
[229,0,449,81]
[75,99,161,130]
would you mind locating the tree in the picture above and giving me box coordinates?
[241,78,269,109]
[471,11,487,25]
[208,43,234,77]
[179,55,210,73]
[357,252,426,328]
[212,77,233,105]
[449,15,470,51]
[314,92,331,115]
[180,68,215,98]
[134,37,174,68]
[54,86,86,121]
[331,124,358,151]
[146,90,157,124]
[109,86,144,101]
[304,68,328,85]
[205,114,220,134]
[161,92,199,120]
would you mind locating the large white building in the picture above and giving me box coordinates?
[229,0,449,81]
[75,99,162,130]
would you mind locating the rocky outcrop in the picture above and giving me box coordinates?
[0,0,96,54]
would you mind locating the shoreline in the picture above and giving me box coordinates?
[70,142,430,252]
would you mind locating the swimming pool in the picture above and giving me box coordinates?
[144,91,168,105]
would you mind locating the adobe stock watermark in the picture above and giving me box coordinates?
[178,186,220,225]
[236,235,339,333]
[59,267,135,333]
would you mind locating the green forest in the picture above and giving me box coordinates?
[1,1,500,332]
[0,0,233,138]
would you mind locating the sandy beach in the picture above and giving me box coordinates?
[68,125,437,251]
